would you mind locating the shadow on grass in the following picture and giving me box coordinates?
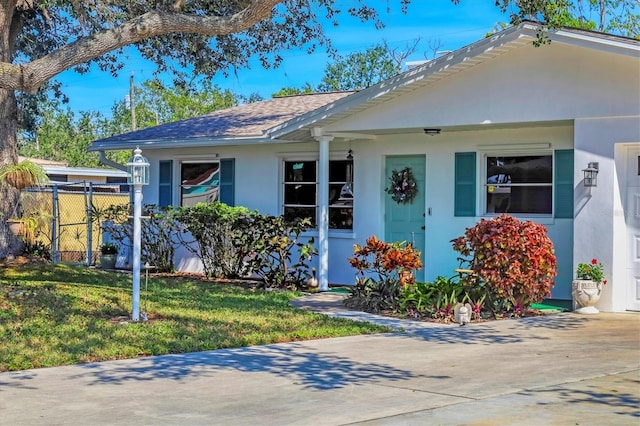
[71,344,441,391]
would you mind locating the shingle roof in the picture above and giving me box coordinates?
[94,92,353,145]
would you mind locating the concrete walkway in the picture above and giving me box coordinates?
[1,293,638,425]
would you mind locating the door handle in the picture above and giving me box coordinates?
[421,226,426,230]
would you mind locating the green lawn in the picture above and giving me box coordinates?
[0,263,389,372]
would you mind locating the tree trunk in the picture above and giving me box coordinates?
[0,88,21,257]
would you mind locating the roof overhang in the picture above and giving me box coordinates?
[88,135,299,152]
[267,22,639,141]
[44,165,128,177]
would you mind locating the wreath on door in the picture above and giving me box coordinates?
[386,167,418,204]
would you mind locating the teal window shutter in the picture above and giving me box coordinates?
[554,149,574,218]
[220,158,235,206]
[158,160,172,207]
[454,152,476,217]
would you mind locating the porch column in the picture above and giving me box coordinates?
[317,135,333,291]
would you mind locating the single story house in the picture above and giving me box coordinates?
[90,22,640,312]
[19,156,129,190]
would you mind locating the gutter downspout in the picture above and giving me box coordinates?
[98,151,128,172]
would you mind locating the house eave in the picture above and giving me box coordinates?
[43,166,128,178]
[88,135,299,152]
[267,22,639,140]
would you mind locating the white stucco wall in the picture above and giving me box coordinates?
[574,117,640,312]
[142,124,574,297]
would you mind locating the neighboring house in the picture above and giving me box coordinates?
[90,22,640,312]
[19,156,129,189]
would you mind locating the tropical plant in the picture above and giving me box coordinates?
[451,214,557,311]
[0,160,49,191]
[20,240,52,261]
[344,235,423,313]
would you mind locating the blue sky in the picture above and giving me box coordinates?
[57,1,509,117]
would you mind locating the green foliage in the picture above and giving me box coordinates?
[173,202,255,278]
[102,204,178,273]
[576,258,605,283]
[20,240,52,261]
[106,78,245,135]
[18,99,129,168]
[272,84,316,97]
[100,242,118,255]
[317,45,398,92]
[0,263,390,372]
[451,214,557,309]
[245,216,317,290]
[174,203,317,288]
[399,276,466,322]
[0,160,49,190]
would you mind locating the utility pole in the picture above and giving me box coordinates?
[130,71,137,131]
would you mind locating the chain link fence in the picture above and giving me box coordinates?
[17,182,131,264]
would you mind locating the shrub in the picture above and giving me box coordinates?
[246,215,317,290]
[21,240,52,261]
[173,202,254,279]
[102,204,178,273]
[344,236,422,313]
[451,214,557,311]
[173,202,317,287]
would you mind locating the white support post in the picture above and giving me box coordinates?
[317,135,332,291]
[132,184,142,321]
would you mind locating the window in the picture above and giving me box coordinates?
[180,161,220,206]
[484,155,552,215]
[283,159,353,230]
[159,159,234,207]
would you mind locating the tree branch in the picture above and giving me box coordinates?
[0,0,282,93]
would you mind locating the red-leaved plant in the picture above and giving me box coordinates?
[451,214,557,310]
[345,235,423,313]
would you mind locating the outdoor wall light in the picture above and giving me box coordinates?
[423,128,441,136]
[582,162,599,187]
[127,146,150,186]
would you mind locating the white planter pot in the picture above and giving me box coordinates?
[572,279,603,314]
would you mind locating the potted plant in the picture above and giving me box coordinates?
[0,160,49,191]
[572,258,607,314]
[100,242,119,270]
[1,160,49,241]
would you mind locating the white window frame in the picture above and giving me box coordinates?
[281,154,354,232]
[480,150,554,218]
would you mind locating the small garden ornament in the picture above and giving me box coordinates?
[454,302,472,325]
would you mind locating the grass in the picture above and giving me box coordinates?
[0,263,390,372]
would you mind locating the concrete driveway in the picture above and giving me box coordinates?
[1,294,638,425]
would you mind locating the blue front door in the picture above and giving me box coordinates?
[384,155,426,282]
